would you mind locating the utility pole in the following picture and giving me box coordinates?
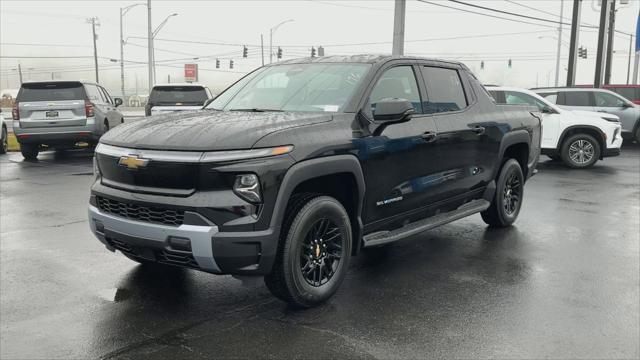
[18,63,23,84]
[627,34,633,84]
[594,0,611,88]
[567,0,582,86]
[120,8,125,96]
[392,0,406,56]
[555,0,564,86]
[261,34,264,66]
[87,17,100,83]
[147,0,153,91]
[604,0,616,85]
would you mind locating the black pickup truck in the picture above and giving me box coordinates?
[88,55,541,307]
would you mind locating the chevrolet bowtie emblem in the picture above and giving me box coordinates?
[118,155,149,170]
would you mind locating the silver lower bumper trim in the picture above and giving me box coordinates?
[88,205,220,272]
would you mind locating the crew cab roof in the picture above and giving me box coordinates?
[270,54,465,68]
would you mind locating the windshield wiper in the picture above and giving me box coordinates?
[229,108,283,112]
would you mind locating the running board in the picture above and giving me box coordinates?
[362,199,491,248]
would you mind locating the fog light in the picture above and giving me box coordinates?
[234,174,261,203]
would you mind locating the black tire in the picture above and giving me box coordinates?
[635,126,640,144]
[0,126,7,154]
[546,154,560,161]
[265,194,352,308]
[560,133,600,169]
[481,158,524,228]
[20,143,39,161]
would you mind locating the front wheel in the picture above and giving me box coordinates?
[560,134,600,168]
[481,159,524,228]
[265,195,352,308]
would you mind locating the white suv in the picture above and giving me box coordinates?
[488,87,623,168]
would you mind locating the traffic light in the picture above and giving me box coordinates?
[480,61,484,70]
[317,46,324,57]
[311,47,316,58]
[508,59,512,69]
[243,46,248,58]
[277,47,282,59]
[230,60,234,69]
[578,46,588,59]
[215,59,220,68]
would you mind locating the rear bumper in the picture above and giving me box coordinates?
[13,121,100,145]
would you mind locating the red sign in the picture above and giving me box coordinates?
[184,64,198,82]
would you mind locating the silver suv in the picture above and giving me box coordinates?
[533,87,640,143]
[12,81,124,160]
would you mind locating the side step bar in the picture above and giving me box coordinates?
[362,199,491,248]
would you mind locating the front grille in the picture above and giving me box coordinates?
[97,196,184,226]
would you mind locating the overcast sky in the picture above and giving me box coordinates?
[1,0,639,95]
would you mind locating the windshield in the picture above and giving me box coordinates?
[149,86,208,105]
[207,63,371,112]
[18,82,85,102]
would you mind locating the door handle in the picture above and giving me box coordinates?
[471,126,485,135]
[421,131,438,142]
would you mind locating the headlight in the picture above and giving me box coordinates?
[93,157,100,178]
[233,174,261,203]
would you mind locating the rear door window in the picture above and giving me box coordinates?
[85,84,104,103]
[17,82,85,102]
[559,91,593,106]
[420,66,468,114]
[150,86,208,105]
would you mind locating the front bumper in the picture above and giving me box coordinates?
[89,205,221,273]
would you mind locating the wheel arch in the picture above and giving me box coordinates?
[270,155,366,255]
[557,125,606,160]
[498,130,531,179]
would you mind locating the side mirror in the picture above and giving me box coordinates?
[541,106,554,114]
[114,98,123,107]
[373,98,415,123]
[203,98,214,108]
[622,102,633,108]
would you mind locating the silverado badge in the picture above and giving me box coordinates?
[118,155,149,170]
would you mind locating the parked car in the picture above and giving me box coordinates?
[0,112,7,154]
[89,55,541,307]
[145,83,213,116]
[575,84,640,105]
[488,87,622,168]
[533,87,640,143]
[12,81,124,160]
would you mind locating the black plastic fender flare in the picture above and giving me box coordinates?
[270,155,366,254]
[497,129,531,177]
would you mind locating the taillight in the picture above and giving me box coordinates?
[12,103,19,120]
[85,101,94,118]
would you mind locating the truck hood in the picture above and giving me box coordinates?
[100,110,332,151]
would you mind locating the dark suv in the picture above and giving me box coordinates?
[89,55,541,307]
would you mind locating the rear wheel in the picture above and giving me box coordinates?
[481,159,524,228]
[560,133,600,168]
[20,143,39,161]
[265,194,352,308]
[0,126,7,154]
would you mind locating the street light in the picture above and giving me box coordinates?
[152,13,178,81]
[120,3,146,98]
[269,19,294,64]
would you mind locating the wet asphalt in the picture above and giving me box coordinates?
[0,144,638,360]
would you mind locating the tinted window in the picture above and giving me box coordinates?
[421,66,467,114]
[609,87,638,101]
[561,91,592,106]
[150,86,208,105]
[17,82,85,102]
[370,65,422,114]
[208,63,370,112]
[538,92,558,104]
[504,91,547,111]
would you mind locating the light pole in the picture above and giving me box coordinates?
[120,3,145,98]
[555,0,564,87]
[269,19,294,63]
[152,13,178,81]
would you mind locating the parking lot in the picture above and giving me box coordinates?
[0,142,637,359]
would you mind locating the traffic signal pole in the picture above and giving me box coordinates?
[594,0,611,88]
[566,0,582,86]
[604,0,616,84]
[392,0,406,56]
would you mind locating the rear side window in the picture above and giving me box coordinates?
[150,86,208,104]
[85,84,104,103]
[609,87,638,101]
[17,82,85,102]
[560,91,593,106]
[421,66,467,114]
